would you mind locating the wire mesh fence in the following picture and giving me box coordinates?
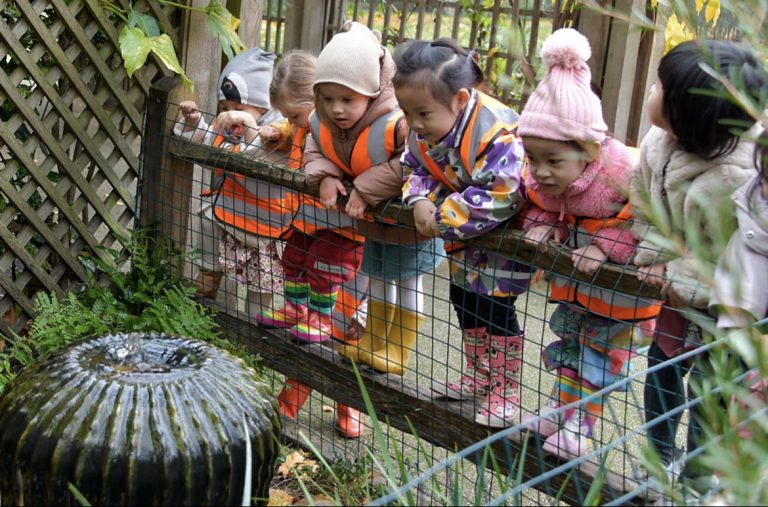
[137,80,761,505]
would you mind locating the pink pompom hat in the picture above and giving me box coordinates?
[518,28,608,143]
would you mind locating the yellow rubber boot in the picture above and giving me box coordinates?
[365,308,424,375]
[338,300,394,363]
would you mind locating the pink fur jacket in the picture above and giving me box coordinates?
[521,137,637,264]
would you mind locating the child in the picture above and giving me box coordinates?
[710,131,768,333]
[396,38,533,428]
[254,50,369,437]
[176,48,286,319]
[516,28,660,458]
[258,22,405,437]
[631,40,766,479]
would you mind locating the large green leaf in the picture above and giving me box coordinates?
[205,0,244,58]
[119,26,193,91]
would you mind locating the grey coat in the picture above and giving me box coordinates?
[709,175,768,328]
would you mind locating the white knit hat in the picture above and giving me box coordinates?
[314,21,384,98]
[217,48,276,109]
[519,28,608,143]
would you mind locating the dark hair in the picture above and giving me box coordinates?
[392,38,484,106]
[658,40,767,159]
[754,129,768,177]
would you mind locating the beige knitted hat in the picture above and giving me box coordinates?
[314,21,384,98]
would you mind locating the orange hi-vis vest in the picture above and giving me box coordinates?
[292,109,405,241]
[406,91,519,253]
[526,183,661,321]
[206,133,299,239]
[287,126,307,169]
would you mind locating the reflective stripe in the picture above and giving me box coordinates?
[301,109,404,240]
[408,91,518,191]
[209,133,299,238]
[288,126,307,169]
[309,109,404,176]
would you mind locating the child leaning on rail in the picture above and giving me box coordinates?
[253,49,370,439]
[630,39,766,486]
[397,38,534,428]
[175,48,286,319]
[516,28,661,459]
[257,22,405,438]
[709,130,768,434]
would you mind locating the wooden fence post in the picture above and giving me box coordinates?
[139,76,194,257]
[284,0,341,54]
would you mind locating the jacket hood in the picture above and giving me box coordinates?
[733,174,768,256]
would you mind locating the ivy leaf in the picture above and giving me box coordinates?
[119,26,193,91]
[205,0,244,59]
[127,8,161,37]
[119,26,152,77]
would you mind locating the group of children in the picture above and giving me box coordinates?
[175,22,768,480]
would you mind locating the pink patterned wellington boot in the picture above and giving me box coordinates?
[475,334,524,428]
[431,328,490,400]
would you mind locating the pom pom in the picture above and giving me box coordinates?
[540,28,591,70]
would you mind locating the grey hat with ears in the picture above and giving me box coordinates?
[217,47,276,109]
[314,21,384,98]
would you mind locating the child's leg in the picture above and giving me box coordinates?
[473,292,524,428]
[245,240,285,318]
[360,275,425,374]
[256,230,310,327]
[339,276,396,363]
[277,378,312,419]
[523,304,586,434]
[644,340,688,467]
[289,230,363,343]
[543,314,635,458]
[431,283,491,399]
[191,201,223,298]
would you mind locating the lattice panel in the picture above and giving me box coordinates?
[0,0,180,334]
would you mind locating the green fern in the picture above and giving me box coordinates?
[0,227,261,394]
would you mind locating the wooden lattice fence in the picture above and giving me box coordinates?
[0,0,180,334]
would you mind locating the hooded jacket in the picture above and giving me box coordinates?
[709,175,768,328]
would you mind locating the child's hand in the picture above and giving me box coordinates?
[636,263,666,287]
[179,100,201,129]
[524,225,556,252]
[319,177,347,208]
[571,245,607,275]
[345,189,368,219]
[212,111,257,142]
[413,200,440,237]
[258,125,282,143]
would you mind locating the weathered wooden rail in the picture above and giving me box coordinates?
[141,77,661,505]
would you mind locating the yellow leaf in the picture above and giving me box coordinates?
[698,0,721,24]
[276,450,319,480]
[268,488,293,506]
[664,14,695,54]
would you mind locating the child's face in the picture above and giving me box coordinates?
[522,136,591,196]
[646,81,673,134]
[395,84,468,144]
[315,84,369,130]
[219,100,267,122]
[280,102,314,129]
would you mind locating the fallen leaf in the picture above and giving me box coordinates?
[268,488,293,506]
[276,450,319,479]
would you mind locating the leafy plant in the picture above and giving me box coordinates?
[0,227,260,395]
[100,0,245,91]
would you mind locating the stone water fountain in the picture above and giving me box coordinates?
[0,332,281,506]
